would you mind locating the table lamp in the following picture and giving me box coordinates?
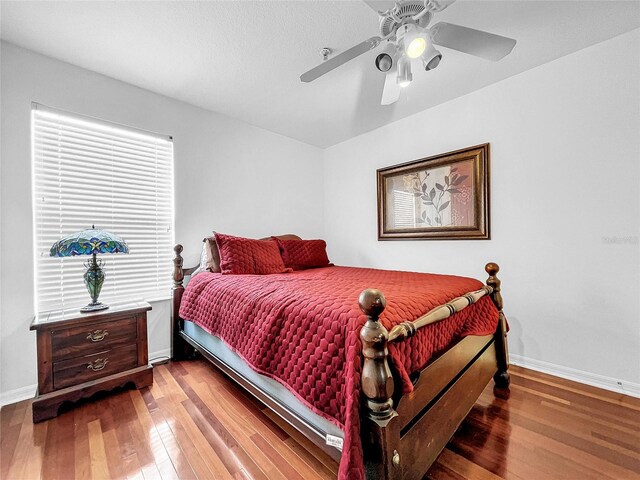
[50,226,129,312]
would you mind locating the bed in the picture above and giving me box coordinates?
[171,237,510,480]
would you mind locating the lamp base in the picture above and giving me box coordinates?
[80,302,109,313]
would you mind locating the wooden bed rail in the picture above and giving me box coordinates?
[387,285,494,343]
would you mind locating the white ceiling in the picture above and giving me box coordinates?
[1,1,639,148]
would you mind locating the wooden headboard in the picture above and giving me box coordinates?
[259,234,301,241]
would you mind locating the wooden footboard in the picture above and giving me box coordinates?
[171,244,509,480]
[359,263,510,479]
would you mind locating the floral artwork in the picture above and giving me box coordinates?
[396,160,473,228]
[377,144,490,240]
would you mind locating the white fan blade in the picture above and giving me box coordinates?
[381,66,400,105]
[363,0,398,14]
[300,37,381,83]
[431,22,516,61]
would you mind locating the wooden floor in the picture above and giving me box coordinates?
[1,359,639,480]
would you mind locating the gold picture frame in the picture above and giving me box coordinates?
[377,144,490,240]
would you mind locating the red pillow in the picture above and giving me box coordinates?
[275,239,331,270]
[215,233,290,275]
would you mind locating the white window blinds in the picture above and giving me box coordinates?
[32,104,174,313]
[392,190,416,229]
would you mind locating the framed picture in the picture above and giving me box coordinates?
[377,144,490,240]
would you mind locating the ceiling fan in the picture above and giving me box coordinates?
[300,0,517,105]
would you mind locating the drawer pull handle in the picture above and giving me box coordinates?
[87,358,109,371]
[86,329,109,342]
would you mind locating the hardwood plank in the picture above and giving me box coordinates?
[103,427,127,479]
[472,389,638,478]
[0,418,22,479]
[88,419,110,480]
[177,368,286,478]
[0,403,16,428]
[41,411,76,480]
[73,401,92,480]
[9,401,29,427]
[184,376,287,480]
[5,401,48,480]
[434,449,504,480]
[262,408,340,475]
[512,372,640,422]
[508,408,640,471]
[476,385,640,457]
[156,365,188,404]
[177,382,241,450]
[283,437,338,480]
[125,400,165,480]
[136,386,198,480]
[510,366,640,410]
[0,403,21,479]
[149,408,198,480]
[123,453,145,480]
[181,398,263,479]
[250,432,305,480]
[111,397,140,464]
[128,390,180,480]
[160,398,233,480]
[426,459,467,480]
[540,399,640,435]
[141,386,160,412]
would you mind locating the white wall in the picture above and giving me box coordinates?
[0,42,324,402]
[324,30,640,390]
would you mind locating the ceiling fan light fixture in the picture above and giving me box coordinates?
[406,36,427,59]
[396,56,412,88]
[399,24,428,59]
[375,53,393,72]
[422,43,442,70]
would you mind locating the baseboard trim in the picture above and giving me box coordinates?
[510,354,640,399]
[1,384,37,407]
[149,348,171,363]
[1,348,172,408]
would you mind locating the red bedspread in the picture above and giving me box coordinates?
[179,266,498,479]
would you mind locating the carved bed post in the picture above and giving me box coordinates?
[172,244,194,360]
[359,289,402,480]
[485,262,510,389]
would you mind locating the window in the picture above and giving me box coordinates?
[32,104,174,313]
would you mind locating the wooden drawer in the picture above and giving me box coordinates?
[53,344,138,390]
[51,316,137,361]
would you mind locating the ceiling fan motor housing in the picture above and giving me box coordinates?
[379,0,432,38]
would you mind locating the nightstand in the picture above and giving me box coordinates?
[30,300,153,422]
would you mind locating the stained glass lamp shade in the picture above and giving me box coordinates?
[50,226,129,312]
